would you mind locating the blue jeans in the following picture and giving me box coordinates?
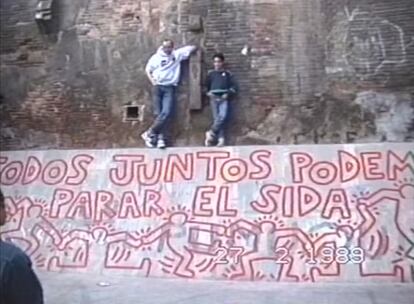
[150,85,175,136]
[210,96,229,139]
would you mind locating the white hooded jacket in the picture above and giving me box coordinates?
[145,45,196,86]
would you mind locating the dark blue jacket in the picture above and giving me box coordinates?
[206,70,237,95]
[0,240,44,304]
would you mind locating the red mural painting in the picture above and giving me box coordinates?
[0,145,413,282]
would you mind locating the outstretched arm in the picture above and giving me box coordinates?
[32,219,62,245]
[176,45,197,61]
[357,189,401,206]
[124,232,143,248]
[58,229,90,249]
[106,231,130,243]
[141,223,170,245]
[226,219,261,236]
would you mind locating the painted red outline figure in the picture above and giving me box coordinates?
[139,211,225,278]
[355,183,414,282]
[223,219,313,281]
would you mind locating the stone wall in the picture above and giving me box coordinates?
[1,0,413,150]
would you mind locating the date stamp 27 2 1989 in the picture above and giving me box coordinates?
[213,246,365,265]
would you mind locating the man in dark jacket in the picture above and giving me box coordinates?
[0,189,44,304]
[205,53,237,147]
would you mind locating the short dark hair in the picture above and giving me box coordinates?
[0,189,4,209]
[213,53,225,61]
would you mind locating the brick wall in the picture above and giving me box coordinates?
[1,0,413,150]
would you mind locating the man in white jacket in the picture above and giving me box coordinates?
[142,39,197,148]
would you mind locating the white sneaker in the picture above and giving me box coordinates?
[157,138,166,149]
[205,131,215,147]
[141,131,155,148]
[217,137,225,147]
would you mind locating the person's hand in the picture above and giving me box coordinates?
[150,78,158,86]
[221,94,229,100]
